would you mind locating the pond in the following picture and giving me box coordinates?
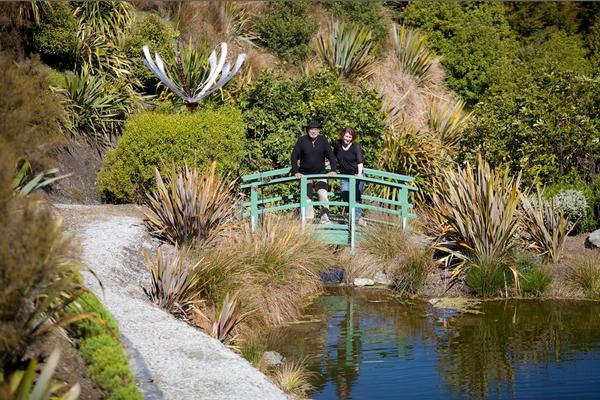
[268,287,600,400]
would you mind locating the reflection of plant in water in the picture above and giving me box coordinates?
[435,300,600,398]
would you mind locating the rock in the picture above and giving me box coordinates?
[585,229,600,249]
[373,272,393,286]
[353,278,375,287]
[262,351,284,366]
[320,268,345,283]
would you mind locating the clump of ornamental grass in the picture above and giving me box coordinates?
[390,246,432,295]
[272,359,314,399]
[520,190,574,263]
[465,255,512,298]
[567,257,600,298]
[513,251,552,296]
[232,215,332,325]
[143,162,239,247]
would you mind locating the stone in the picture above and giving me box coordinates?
[373,272,393,286]
[585,229,600,249]
[353,278,375,287]
[262,351,284,366]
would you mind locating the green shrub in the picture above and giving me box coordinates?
[70,292,141,400]
[122,14,177,92]
[32,2,78,68]
[326,1,388,43]
[237,71,386,173]
[255,2,317,63]
[98,106,246,203]
[401,2,519,105]
[462,71,600,187]
[465,256,510,298]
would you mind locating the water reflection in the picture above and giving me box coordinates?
[269,288,600,399]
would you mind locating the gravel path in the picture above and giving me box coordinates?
[56,204,287,400]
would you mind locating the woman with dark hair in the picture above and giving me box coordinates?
[334,126,366,226]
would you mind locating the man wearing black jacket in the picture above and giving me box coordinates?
[291,120,337,223]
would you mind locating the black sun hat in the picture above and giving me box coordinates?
[306,120,322,130]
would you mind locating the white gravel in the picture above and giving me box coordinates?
[56,204,287,400]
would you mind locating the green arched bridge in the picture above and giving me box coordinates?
[241,167,418,249]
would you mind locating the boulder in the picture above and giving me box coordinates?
[373,272,393,286]
[585,229,600,249]
[353,278,375,287]
[262,351,284,366]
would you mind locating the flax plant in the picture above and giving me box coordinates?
[429,97,473,149]
[211,291,249,345]
[317,20,378,79]
[430,155,522,280]
[392,24,436,85]
[143,162,239,246]
[73,1,133,40]
[520,190,574,263]
[143,246,201,315]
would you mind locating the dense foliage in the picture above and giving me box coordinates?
[97,107,246,203]
[121,14,177,92]
[401,2,519,105]
[31,2,78,69]
[255,2,317,63]
[237,71,386,172]
[462,71,600,186]
[326,1,389,43]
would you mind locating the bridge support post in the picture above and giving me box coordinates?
[400,188,408,231]
[349,175,356,250]
[300,176,307,228]
[250,184,259,232]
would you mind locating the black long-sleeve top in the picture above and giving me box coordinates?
[334,140,364,175]
[290,134,337,174]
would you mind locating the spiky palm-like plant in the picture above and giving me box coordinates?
[73,1,133,40]
[143,39,246,110]
[317,19,378,79]
[392,24,436,85]
[430,155,522,279]
[142,162,239,246]
[520,190,574,263]
[429,97,473,148]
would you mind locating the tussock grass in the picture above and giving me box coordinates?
[567,257,600,298]
[273,359,314,399]
[390,246,432,295]
[514,251,552,296]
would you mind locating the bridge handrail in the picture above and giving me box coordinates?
[240,167,415,184]
[240,173,418,191]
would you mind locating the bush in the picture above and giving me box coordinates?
[0,53,65,171]
[255,2,317,63]
[326,1,388,43]
[238,71,386,173]
[97,106,246,203]
[462,71,600,186]
[69,292,142,400]
[31,2,78,68]
[552,189,588,222]
[545,182,597,233]
[401,2,519,105]
[121,14,177,92]
[0,146,80,372]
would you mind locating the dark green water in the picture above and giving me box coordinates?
[268,288,600,400]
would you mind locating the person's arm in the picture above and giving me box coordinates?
[355,143,364,175]
[291,138,302,177]
[325,138,337,174]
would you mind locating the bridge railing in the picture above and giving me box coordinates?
[240,167,418,248]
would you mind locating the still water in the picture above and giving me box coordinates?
[268,288,600,400]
